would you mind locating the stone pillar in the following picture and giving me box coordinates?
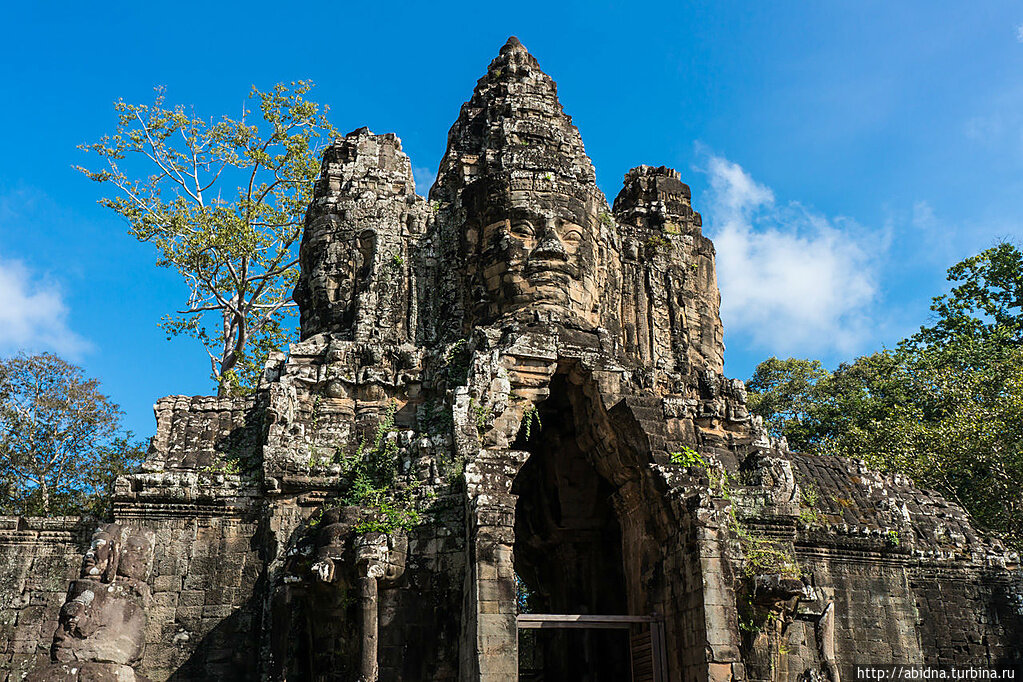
[697,504,744,681]
[819,602,840,682]
[461,449,528,682]
[359,572,379,682]
[306,521,407,682]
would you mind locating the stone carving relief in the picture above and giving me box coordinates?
[269,507,408,682]
[29,523,155,682]
[466,180,608,328]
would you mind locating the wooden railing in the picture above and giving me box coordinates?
[515,614,667,682]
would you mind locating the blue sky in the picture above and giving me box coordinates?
[2,1,1022,438]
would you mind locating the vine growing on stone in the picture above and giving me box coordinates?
[714,467,802,579]
[669,446,704,468]
[336,401,420,533]
[522,405,542,440]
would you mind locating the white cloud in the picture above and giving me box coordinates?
[911,199,937,231]
[1016,23,1023,43]
[965,114,1004,143]
[908,199,955,262]
[702,155,882,355]
[0,258,89,357]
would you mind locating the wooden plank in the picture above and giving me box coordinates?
[517,620,633,629]
[628,628,637,682]
[631,624,653,682]
[650,621,668,682]
[516,614,659,628]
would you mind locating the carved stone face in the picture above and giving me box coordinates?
[117,530,154,581]
[475,189,601,325]
[81,524,120,582]
[295,216,349,330]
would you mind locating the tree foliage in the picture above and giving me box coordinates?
[77,82,336,395]
[746,243,1023,548]
[746,357,828,449]
[0,353,145,517]
[906,241,1023,355]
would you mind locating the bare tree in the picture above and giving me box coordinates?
[77,82,336,394]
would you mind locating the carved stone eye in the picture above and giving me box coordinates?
[511,221,535,238]
[562,229,583,246]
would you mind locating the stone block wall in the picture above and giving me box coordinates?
[126,512,263,681]
[112,391,267,681]
[0,516,91,681]
[798,553,923,672]
[911,565,1023,668]
[0,506,264,682]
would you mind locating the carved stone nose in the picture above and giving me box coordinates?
[531,222,568,261]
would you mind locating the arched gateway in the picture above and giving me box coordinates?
[463,358,690,681]
[511,367,674,681]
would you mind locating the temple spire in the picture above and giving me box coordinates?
[431,37,598,199]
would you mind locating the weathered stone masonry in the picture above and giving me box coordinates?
[3,37,1021,682]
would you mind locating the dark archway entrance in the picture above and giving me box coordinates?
[511,373,630,681]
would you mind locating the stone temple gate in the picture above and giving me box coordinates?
[3,37,1022,682]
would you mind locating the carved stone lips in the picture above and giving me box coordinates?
[525,259,576,277]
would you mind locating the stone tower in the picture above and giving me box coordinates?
[2,37,1020,682]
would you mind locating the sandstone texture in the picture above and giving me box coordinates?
[25,523,156,682]
[2,37,1020,682]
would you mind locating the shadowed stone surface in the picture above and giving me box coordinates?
[2,37,1020,682]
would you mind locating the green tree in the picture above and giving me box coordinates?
[77,82,336,395]
[895,242,1023,540]
[906,242,1023,354]
[0,353,145,517]
[906,348,1023,539]
[746,243,1023,548]
[746,357,828,450]
[810,351,924,463]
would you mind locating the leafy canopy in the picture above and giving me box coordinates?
[77,82,336,395]
[0,353,144,517]
[746,243,1023,548]
[907,241,1023,352]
